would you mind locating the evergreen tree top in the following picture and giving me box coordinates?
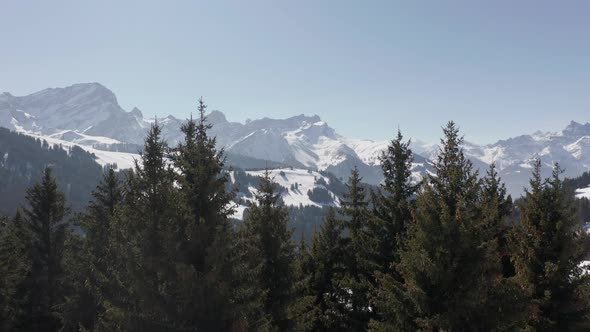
[430,121,480,216]
[254,170,283,208]
[379,129,417,199]
[341,167,368,210]
[197,97,213,137]
[24,167,69,228]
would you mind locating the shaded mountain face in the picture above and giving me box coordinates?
[3,83,590,197]
[0,83,185,145]
[0,127,105,215]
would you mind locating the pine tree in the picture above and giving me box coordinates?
[0,210,32,331]
[293,208,348,331]
[170,98,239,330]
[511,161,590,330]
[85,168,123,259]
[95,123,180,330]
[290,234,318,331]
[237,171,295,331]
[23,167,70,331]
[480,163,515,277]
[369,130,419,330]
[339,167,376,329]
[379,122,523,331]
[371,130,417,270]
[472,163,529,330]
[60,168,123,331]
[125,122,178,325]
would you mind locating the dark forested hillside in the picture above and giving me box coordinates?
[0,128,105,215]
[565,171,590,192]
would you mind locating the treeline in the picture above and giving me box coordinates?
[564,170,590,192]
[1,100,590,331]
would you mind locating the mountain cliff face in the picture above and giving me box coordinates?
[3,82,590,197]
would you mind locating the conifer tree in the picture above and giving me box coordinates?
[0,210,32,331]
[85,168,123,258]
[237,171,295,331]
[95,123,180,330]
[473,163,529,330]
[511,161,590,330]
[293,208,348,331]
[369,130,419,330]
[23,167,69,331]
[290,234,319,331]
[480,163,515,277]
[339,167,375,329]
[170,98,239,330]
[60,168,123,331]
[371,130,417,270]
[376,122,523,331]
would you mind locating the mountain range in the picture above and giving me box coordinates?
[2,82,590,197]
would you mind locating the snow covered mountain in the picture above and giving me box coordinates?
[3,82,590,197]
[205,111,433,184]
[0,83,185,145]
[0,83,429,185]
[412,122,590,195]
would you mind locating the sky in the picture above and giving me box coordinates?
[1,0,590,144]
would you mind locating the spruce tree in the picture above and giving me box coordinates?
[339,167,375,329]
[95,123,180,330]
[511,161,590,330]
[371,130,417,270]
[237,171,295,331]
[170,98,239,330]
[480,163,515,277]
[378,122,523,331]
[84,168,123,259]
[60,168,123,331]
[369,130,419,330]
[473,163,528,330]
[293,208,348,331]
[23,167,69,331]
[290,234,319,331]
[0,210,32,331]
[133,123,178,329]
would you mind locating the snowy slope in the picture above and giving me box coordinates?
[0,83,184,145]
[230,168,340,219]
[576,187,590,200]
[246,168,340,208]
[16,130,139,170]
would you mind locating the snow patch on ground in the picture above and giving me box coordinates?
[11,128,138,170]
[230,168,340,219]
[246,168,338,208]
[575,187,590,200]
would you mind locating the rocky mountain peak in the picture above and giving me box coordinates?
[207,110,228,124]
[563,120,590,137]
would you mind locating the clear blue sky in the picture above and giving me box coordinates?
[1,0,590,144]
